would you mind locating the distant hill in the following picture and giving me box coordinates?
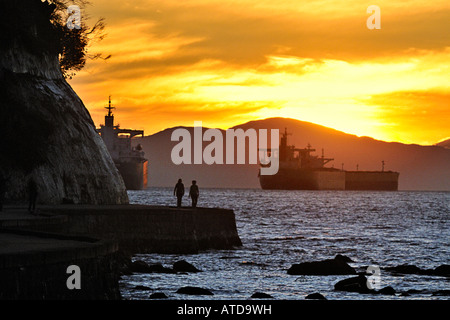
[133,118,450,191]
[436,138,450,149]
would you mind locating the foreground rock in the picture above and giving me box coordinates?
[384,264,450,277]
[334,275,372,293]
[305,293,327,300]
[334,275,397,295]
[287,255,356,275]
[251,292,273,299]
[176,286,214,296]
[134,285,151,291]
[150,292,168,299]
[130,260,175,274]
[173,260,202,273]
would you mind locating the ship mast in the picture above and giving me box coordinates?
[106,95,115,117]
[104,95,116,128]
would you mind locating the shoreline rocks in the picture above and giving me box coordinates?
[129,261,176,274]
[384,264,450,277]
[334,275,397,295]
[287,255,356,275]
[251,292,274,299]
[176,286,214,296]
[128,259,202,274]
[305,293,327,300]
[173,260,202,273]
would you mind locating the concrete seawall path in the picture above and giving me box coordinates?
[0,204,242,300]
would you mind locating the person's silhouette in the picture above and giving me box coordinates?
[0,173,6,212]
[28,178,38,213]
[189,180,199,208]
[173,178,185,208]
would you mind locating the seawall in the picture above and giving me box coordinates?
[0,228,121,300]
[38,205,243,254]
[0,204,242,299]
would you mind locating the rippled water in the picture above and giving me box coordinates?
[120,188,449,300]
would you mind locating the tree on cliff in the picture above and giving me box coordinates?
[0,0,110,79]
[49,0,111,79]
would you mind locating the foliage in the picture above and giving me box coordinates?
[47,0,111,79]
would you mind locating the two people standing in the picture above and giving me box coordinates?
[173,179,199,208]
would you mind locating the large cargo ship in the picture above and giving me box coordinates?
[259,129,399,191]
[97,97,148,190]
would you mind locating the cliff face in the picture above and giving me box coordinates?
[0,0,129,204]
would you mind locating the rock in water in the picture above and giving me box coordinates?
[0,0,128,205]
[433,265,450,277]
[334,275,372,293]
[305,293,327,300]
[251,292,273,299]
[149,292,168,299]
[176,286,214,296]
[287,257,356,275]
[173,260,201,273]
[377,286,396,295]
[130,261,175,274]
[334,254,354,263]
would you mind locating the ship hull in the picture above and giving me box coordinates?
[116,160,148,190]
[344,171,399,191]
[259,168,399,191]
[259,168,346,190]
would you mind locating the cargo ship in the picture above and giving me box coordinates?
[259,129,399,190]
[96,97,148,190]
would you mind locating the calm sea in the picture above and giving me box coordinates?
[120,188,449,300]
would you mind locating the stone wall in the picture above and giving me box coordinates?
[41,205,243,254]
[0,229,121,300]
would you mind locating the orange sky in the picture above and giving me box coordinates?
[68,0,450,145]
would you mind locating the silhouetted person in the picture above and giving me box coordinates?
[28,178,38,213]
[189,180,199,208]
[174,178,184,208]
[0,173,6,212]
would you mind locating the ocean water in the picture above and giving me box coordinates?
[120,188,449,300]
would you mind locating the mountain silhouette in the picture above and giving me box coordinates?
[133,118,450,191]
[436,138,450,149]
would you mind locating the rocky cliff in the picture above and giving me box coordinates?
[0,0,128,204]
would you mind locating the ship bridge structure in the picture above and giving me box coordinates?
[97,97,148,190]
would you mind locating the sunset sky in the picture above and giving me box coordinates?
[68,0,450,145]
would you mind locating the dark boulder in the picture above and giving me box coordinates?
[334,254,354,263]
[130,261,175,274]
[305,293,327,300]
[288,257,356,275]
[176,286,214,296]
[384,264,423,275]
[130,260,153,273]
[149,263,176,274]
[433,264,450,277]
[377,286,396,295]
[385,264,450,277]
[334,275,373,293]
[134,285,151,291]
[432,290,450,296]
[400,289,424,296]
[251,292,273,299]
[173,260,201,273]
[150,292,168,299]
